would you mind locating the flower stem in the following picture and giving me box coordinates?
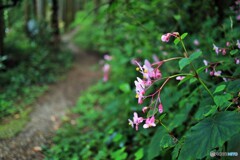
[179,37,214,102]
[198,77,214,101]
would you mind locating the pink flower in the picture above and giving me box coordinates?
[152,54,159,62]
[133,112,144,131]
[193,39,200,46]
[203,60,208,72]
[143,116,156,129]
[143,60,162,80]
[221,48,227,55]
[104,54,112,61]
[135,77,145,104]
[142,107,148,113]
[237,14,240,21]
[214,70,222,77]
[158,104,163,113]
[210,71,214,76]
[161,33,171,42]
[235,58,240,64]
[176,76,185,81]
[226,42,230,47]
[102,64,110,82]
[213,44,220,55]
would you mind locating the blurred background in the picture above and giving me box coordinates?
[0,0,240,160]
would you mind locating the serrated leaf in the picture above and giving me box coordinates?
[178,111,240,160]
[213,85,226,94]
[179,58,190,70]
[180,33,188,40]
[174,38,180,45]
[230,49,238,55]
[148,127,175,160]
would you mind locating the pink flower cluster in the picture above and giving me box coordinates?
[102,54,112,82]
[134,60,162,104]
[129,59,165,131]
[213,40,240,55]
[203,59,222,77]
[161,32,179,42]
[128,112,156,131]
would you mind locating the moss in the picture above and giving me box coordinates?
[0,108,32,139]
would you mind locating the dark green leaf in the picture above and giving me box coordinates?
[148,127,175,160]
[196,66,208,74]
[179,111,240,160]
[179,58,190,70]
[203,105,217,117]
[189,51,202,61]
[214,94,232,109]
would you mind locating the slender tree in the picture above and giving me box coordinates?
[0,0,5,54]
[51,0,60,44]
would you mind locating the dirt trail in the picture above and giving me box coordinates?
[0,29,101,160]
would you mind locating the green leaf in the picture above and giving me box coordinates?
[179,58,190,70]
[172,138,184,159]
[174,38,180,45]
[147,108,158,117]
[230,49,239,55]
[178,75,194,86]
[189,51,202,61]
[196,66,208,74]
[173,15,181,21]
[178,51,202,70]
[180,33,188,40]
[110,147,127,160]
[119,83,130,93]
[213,85,226,94]
[203,105,218,117]
[214,94,232,109]
[159,113,166,121]
[178,111,240,160]
[148,127,175,160]
[134,148,143,160]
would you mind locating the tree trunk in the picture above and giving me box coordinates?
[51,0,60,45]
[0,0,4,54]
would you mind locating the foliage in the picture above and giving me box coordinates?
[46,0,240,160]
[0,4,73,120]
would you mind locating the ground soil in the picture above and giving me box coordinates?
[0,29,101,160]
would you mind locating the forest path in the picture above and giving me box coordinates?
[0,29,101,160]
